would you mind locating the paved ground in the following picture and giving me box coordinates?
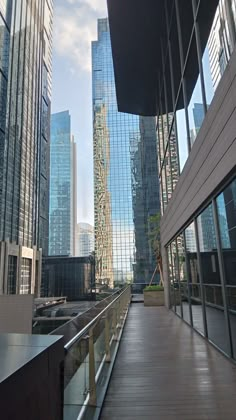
[131,293,144,303]
[100,304,236,419]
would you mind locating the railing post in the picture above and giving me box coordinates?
[88,327,97,406]
[117,297,121,327]
[121,293,126,322]
[112,304,116,334]
[105,314,111,362]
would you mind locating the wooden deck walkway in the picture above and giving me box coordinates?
[100,304,236,420]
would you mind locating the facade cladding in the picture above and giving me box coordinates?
[153,0,236,361]
[41,256,95,301]
[92,19,159,287]
[49,111,76,257]
[0,0,53,295]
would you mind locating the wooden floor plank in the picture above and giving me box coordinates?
[100,304,236,420]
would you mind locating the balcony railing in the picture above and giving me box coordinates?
[63,285,131,420]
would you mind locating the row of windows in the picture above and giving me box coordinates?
[0,1,52,252]
[168,176,236,360]
[158,0,236,215]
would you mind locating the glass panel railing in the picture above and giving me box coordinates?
[63,286,131,420]
[64,332,89,419]
[93,318,106,375]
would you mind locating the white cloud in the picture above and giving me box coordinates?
[53,0,107,73]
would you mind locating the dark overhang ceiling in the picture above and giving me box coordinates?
[107,0,219,117]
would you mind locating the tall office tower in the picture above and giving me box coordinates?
[92,18,160,286]
[0,1,53,296]
[49,111,76,257]
[77,223,94,257]
[72,136,77,257]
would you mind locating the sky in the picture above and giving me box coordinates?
[51,0,107,226]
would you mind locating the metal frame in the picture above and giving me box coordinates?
[167,183,236,361]
[158,0,236,211]
[157,0,236,360]
[63,285,131,418]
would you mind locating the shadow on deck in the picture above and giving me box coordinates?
[100,304,236,420]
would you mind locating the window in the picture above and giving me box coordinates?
[197,203,228,354]
[217,178,236,358]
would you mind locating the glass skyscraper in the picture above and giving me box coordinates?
[92,19,159,286]
[77,223,94,257]
[49,111,76,257]
[0,0,53,295]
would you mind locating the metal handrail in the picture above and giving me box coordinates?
[50,286,125,341]
[64,286,130,351]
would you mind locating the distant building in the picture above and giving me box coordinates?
[0,1,53,296]
[77,223,94,257]
[49,111,77,256]
[92,19,160,286]
[42,256,95,301]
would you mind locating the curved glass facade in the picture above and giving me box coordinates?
[158,0,236,360]
[157,0,236,215]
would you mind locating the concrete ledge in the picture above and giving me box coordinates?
[144,290,165,306]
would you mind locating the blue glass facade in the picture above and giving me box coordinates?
[92,19,159,286]
[49,111,74,256]
[0,1,53,295]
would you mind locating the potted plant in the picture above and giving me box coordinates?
[143,285,165,306]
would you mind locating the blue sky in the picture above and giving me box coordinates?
[51,0,107,226]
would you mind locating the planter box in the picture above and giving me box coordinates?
[144,290,165,306]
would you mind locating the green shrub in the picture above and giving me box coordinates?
[144,285,164,292]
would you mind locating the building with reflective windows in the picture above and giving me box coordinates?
[77,223,94,257]
[107,0,236,361]
[0,0,53,296]
[49,111,76,257]
[131,117,160,283]
[92,19,159,287]
[41,256,95,301]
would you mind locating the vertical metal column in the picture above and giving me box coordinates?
[175,0,192,154]
[212,199,233,358]
[88,327,97,406]
[194,219,208,338]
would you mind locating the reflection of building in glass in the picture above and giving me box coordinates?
[190,103,205,146]
[185,225,197,252]
[197,205,217,251]
[92,19,160,285]
[208,0,235,90]
[0,1,53,296]
[93,102,113,287]
[131,117,160,283]
[158,113,179,213]
[77,223,94,257]
[49,111,76,257]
